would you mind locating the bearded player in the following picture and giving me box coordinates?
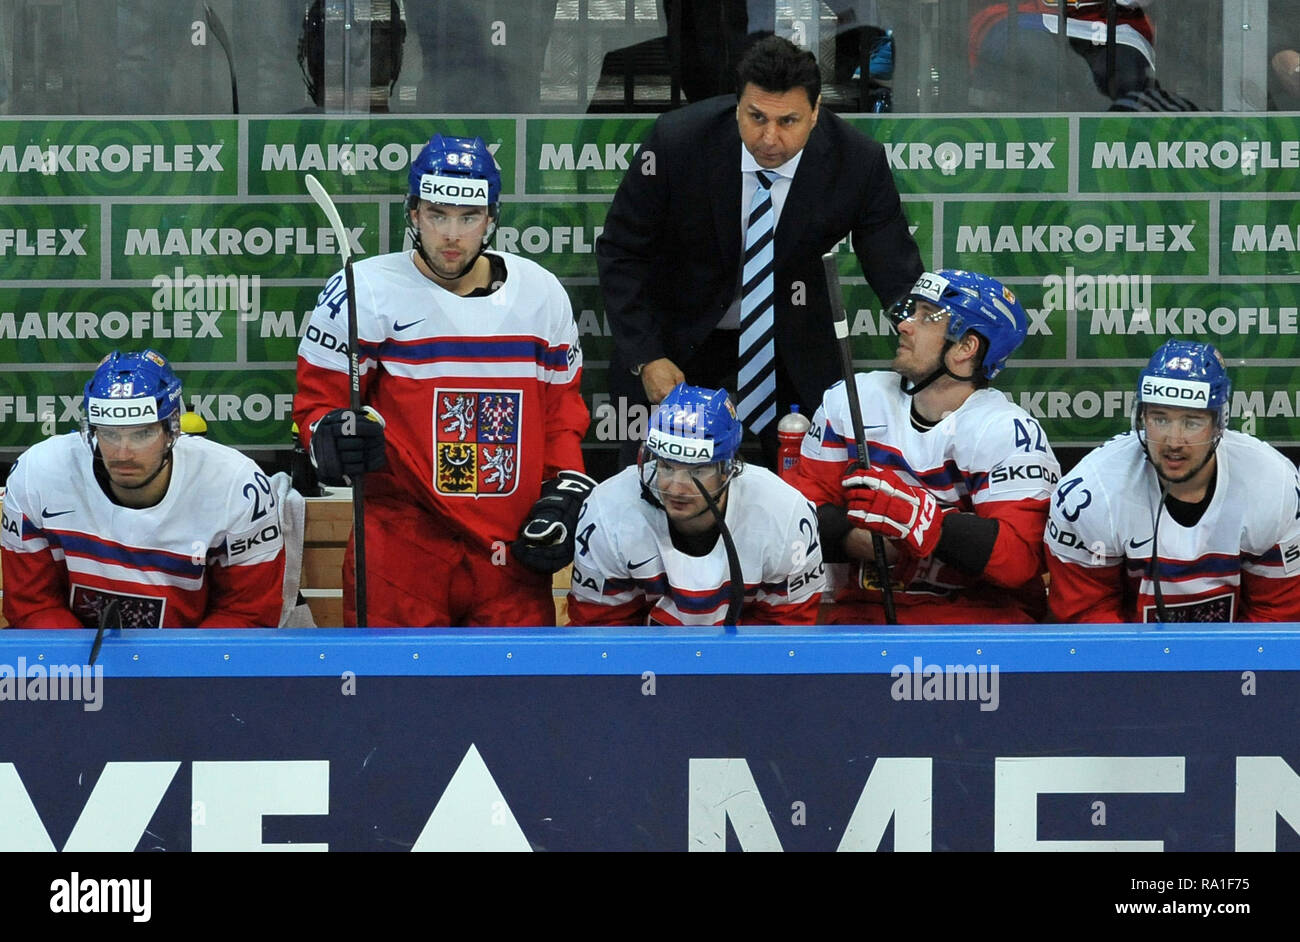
[788,269,1060,624]
[1046,340,1300,622]
[294,133,591,626]
[566,384,824,626]
[2,349,285,628]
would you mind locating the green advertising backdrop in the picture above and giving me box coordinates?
[0,114,1298,451]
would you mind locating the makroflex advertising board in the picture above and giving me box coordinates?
[1,113,1299,453]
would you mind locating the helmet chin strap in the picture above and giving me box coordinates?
[117,452,173,491]
[408,202,497,282]
[638,460,740,521]
[1136,405,1224,485]
[94,433,176,492]
[899,340,979,397]
[1141,434,1221,486]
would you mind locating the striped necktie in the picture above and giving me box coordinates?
[737,169,776,434]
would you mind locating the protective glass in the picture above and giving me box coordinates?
[888,297,950,328]
[1141,409,1216,445]
[647,460,723,487]
[421,209,487,233]
[94,424,165,449]
[637,451,733,503]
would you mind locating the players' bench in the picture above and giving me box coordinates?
[297,494,576,626]
[0,493,571,628]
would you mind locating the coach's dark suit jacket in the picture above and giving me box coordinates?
[597,94,924,421]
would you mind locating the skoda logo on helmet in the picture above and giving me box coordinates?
[911,272,949,303]
[87,396,160,425]
[647,429,715,462]
[419,174,489,206]
[1140,377,1210,407]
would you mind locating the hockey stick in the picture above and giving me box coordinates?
[821,252,897,624]
[693,479,743,630]
[1105,0,1119,101]
[88,598,120,667]
[305,173,368,627]
[203,3,239,114]
[1147,480,1172,623]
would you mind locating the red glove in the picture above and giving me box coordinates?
[841,466,946,559]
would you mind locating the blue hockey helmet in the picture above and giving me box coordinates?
[82,349,184,445]
[1135,339,1231,432]
[639,384,744,503]
[890,269,1028,380]
[407,134,501,213]
[646,384,743,465]
[406,134,501,277]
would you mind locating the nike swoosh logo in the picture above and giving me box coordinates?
[628,556,657,570]
[42,508,74,519]
[393,319,423,332]
[1129,536,1154,550]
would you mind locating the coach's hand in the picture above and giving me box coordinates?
[640,358,685,405]
[512,470,597,574]
[842,465,946,559]
[309,407,387,486]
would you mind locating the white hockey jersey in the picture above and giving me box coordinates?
[565,465,826,626]
[1045,430,1300,623]
[2,433,286,628]
[789,371,1059,621]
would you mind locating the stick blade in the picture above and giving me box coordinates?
[304,173,353,263]
[203,3,232,52]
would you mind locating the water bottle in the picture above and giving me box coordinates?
[777,404,811,479]
[179,412,209,436]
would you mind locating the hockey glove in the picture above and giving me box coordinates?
[309,407,387,486]
[842,465,946,559]
[511,470,597,574]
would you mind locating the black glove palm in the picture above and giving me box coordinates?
[511,470,596,574]
[309,408,387,486]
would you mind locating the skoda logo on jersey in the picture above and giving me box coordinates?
[1141,377,1210,407]
[87,397,159,425]
[419,174,490,207]
[646,430,715,462]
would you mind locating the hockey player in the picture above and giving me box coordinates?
[566,384,824,626]
[788,269,1059,624]
[1,350,286,629]
[293,134,591,627]
[1045,340,1300,622]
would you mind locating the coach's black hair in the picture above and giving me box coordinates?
[735,34,821,107]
